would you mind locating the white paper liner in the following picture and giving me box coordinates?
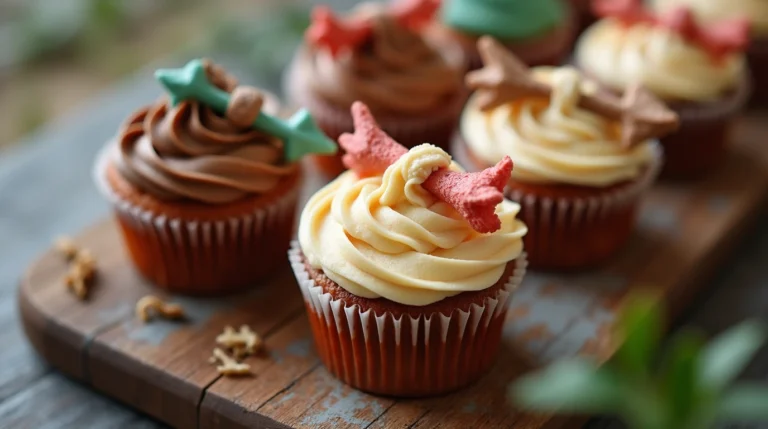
[93,144,300,293]
[288,241,527,396]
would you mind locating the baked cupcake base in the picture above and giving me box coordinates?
[661,76,750,179]
[425,3,576,70]
[284,50,467,178]
[748,36,768,106]
[95,146,302,295]
[455,135,661,271]
[289,243,526,397]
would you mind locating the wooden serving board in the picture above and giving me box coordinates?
[18,112,768,429]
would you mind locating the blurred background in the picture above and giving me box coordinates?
[0,0,360,150]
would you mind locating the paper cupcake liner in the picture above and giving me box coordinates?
[284,52,467,177]
[289,242,527,397]
[748,36,768,106]
[94,145,300,295]
[501,146,662,270]
[660,74,750,178]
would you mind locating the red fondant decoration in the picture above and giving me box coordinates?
[390,0,441,31]
[339,102,513,234]
[592,0,750,60]
[339,102,407,177]
[306,6,373,57]
[661,8,750,59]
[422,156,513,234]
[592,0,652,25]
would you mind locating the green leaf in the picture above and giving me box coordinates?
[614,293,664,377]
[700,320,767,392]
[660,329,706,426]
[717,383,768,420]
[511,359,625,414]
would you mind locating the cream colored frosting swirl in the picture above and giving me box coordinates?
[298,144,527,306]
[651,0,768,35]
[575,18,746,102]
[300,10,462,115]
[462,67,659,187]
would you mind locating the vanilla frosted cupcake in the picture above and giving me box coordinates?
[650,0,768,105]
[457,38,677,270]
[291,102,527,396]
[575,2,750,177]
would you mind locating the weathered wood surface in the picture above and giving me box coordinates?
[14,102,768,428]
[1,44,768,429]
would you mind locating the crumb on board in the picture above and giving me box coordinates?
[210,348,251,376]
[54,236,79,260]
[135,295,185,323]
[216,325,264,359]
[55,236,97,300]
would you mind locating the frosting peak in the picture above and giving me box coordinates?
[299,9,462,115]
[298,144,526,306]
[576,18,747,102]
[462,66,660,187]
[377,144,451,208]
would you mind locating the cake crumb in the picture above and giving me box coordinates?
[216,325,263,358]
[54,236,79,260]
[135,295,185,322]
[55,236,97,300]
[210,348,251,376]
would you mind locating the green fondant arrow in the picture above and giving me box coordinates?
[154,59,337,162]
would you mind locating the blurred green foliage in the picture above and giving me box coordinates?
[511,294,768,429]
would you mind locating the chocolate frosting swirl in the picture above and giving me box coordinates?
[114,95,297,204]
[302,11,462,115]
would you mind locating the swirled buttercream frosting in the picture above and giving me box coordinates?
[462,67,659,187]
[576,18,746,102]
[114,96,297,205]
[299,9,462,115]
[651,0,768,35]
[298,144,527,306]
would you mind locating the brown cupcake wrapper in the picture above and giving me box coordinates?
[94,145,299,295]
[659,74,750,178]
[747,35,768,105]
[503,145,662,270]
[289,242,527,397]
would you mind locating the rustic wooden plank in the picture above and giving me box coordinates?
[87,249,306,429]
[0,373,159,429]
[18,221,146,379]
[14,102,768,429]
[199,316,321,429]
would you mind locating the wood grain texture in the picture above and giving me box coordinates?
[15,110,768,429]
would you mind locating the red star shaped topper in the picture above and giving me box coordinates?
[306,0,441,58]
[592,0,750,61]
[339,102,513,234]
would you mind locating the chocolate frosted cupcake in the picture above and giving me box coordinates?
[650,0,768,106]
[426,0,576,70]
[291,102,527,397]
[575,0,751,178]
[96,59,335,295]
[457,38,677,270]
[285,0,466,177]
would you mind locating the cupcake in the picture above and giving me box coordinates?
[95,59,336,295]
[285,0,466,177]
[575,0,751,178]
[457,38,678,270]
[650,0,768,105]
[425,0,576,70]
[291,102,528,397]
